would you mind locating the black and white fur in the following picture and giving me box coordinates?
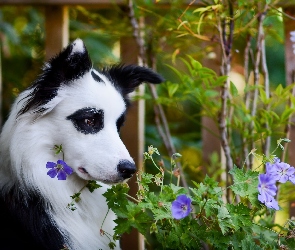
[0,39,163,250]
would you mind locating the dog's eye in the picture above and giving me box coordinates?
[67,108,104,135]
[85,118,95,127]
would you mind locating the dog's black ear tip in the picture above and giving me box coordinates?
[157,75,165,83]
[147,72,165,85]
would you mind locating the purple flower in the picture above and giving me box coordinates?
[258,173,279,210]
[46,160,73,180]
[171,194,192,219]
[266,158,295,183]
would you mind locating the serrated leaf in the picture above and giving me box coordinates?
[229,166,259,206]
[139,172,154,191]
[190,183,207,200]
[114,201,152,235]
[217,205,232,234]
[153,206,172,220]
[114,217,133,234]
[169,183,187,195]
[103,183,130,210]
[203,198,218,217]
[86,180,102,192]
[241,235,263,249]
[226,203,252,230]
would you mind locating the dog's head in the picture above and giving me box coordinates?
[16,39,164,184]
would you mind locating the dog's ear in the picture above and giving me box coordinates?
[18,39,92,116]
[102,64,164,97]
[46,38,92,82]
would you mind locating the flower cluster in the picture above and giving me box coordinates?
[258,157,295,210]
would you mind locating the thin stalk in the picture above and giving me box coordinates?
[217,0,234,202]
[250,7,268,160]
[260,7,270,157]
[128,0,189,190]
[243,34,252,169]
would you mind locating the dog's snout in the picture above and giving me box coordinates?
[117,160,136,179]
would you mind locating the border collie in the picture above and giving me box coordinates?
[0,39,163,250]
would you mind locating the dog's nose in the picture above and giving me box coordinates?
[117,160,136,179]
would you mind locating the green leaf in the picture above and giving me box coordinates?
[167,83,179,97]
[229,166,259,206]
[114,217,133,234]
[259,88,268,104]
[114,201,152,235]
[86,180,102,192]
[203,198,218,217]
[187,55,202,70]
[281,108,295,122]
[217,205,232,234]
[103,183,130,210]
[165,64,183,81]
[241,235,263,249]
[169,183,187,195]
[139,172,154,191]
[230,81,239,96]
[192,6,212,15]
[226,203,252,230]
[275,84,284,96]
[153,205,172,220]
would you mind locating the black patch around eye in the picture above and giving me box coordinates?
[67,108,104,134]
[116,113,126,133]
[91,71,104,83]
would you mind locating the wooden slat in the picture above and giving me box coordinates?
[284,8,295,167]
[0,0,124,5]
[0,0,292,7]
[119,36,144,250]
[283,6,295,216]
[45,5,69,60]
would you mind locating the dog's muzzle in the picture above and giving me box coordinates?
[117,160,136,179]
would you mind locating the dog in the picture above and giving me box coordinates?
[0,39,163,250]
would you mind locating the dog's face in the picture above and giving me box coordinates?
[17,39,163,184]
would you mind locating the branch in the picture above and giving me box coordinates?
[243,34,252,169]
[127,0,189,189]
[217,0,235,203]
[260,19,270,156]
[250,6,268,157]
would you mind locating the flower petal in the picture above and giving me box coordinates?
[46,162,56,169]
[176,194,192,205]
[172,209,186,220]
[289,175,295,184]
[265,198,280,210]
[47,168,58,178]
[57,170,67,180]
[63,164,73,175]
